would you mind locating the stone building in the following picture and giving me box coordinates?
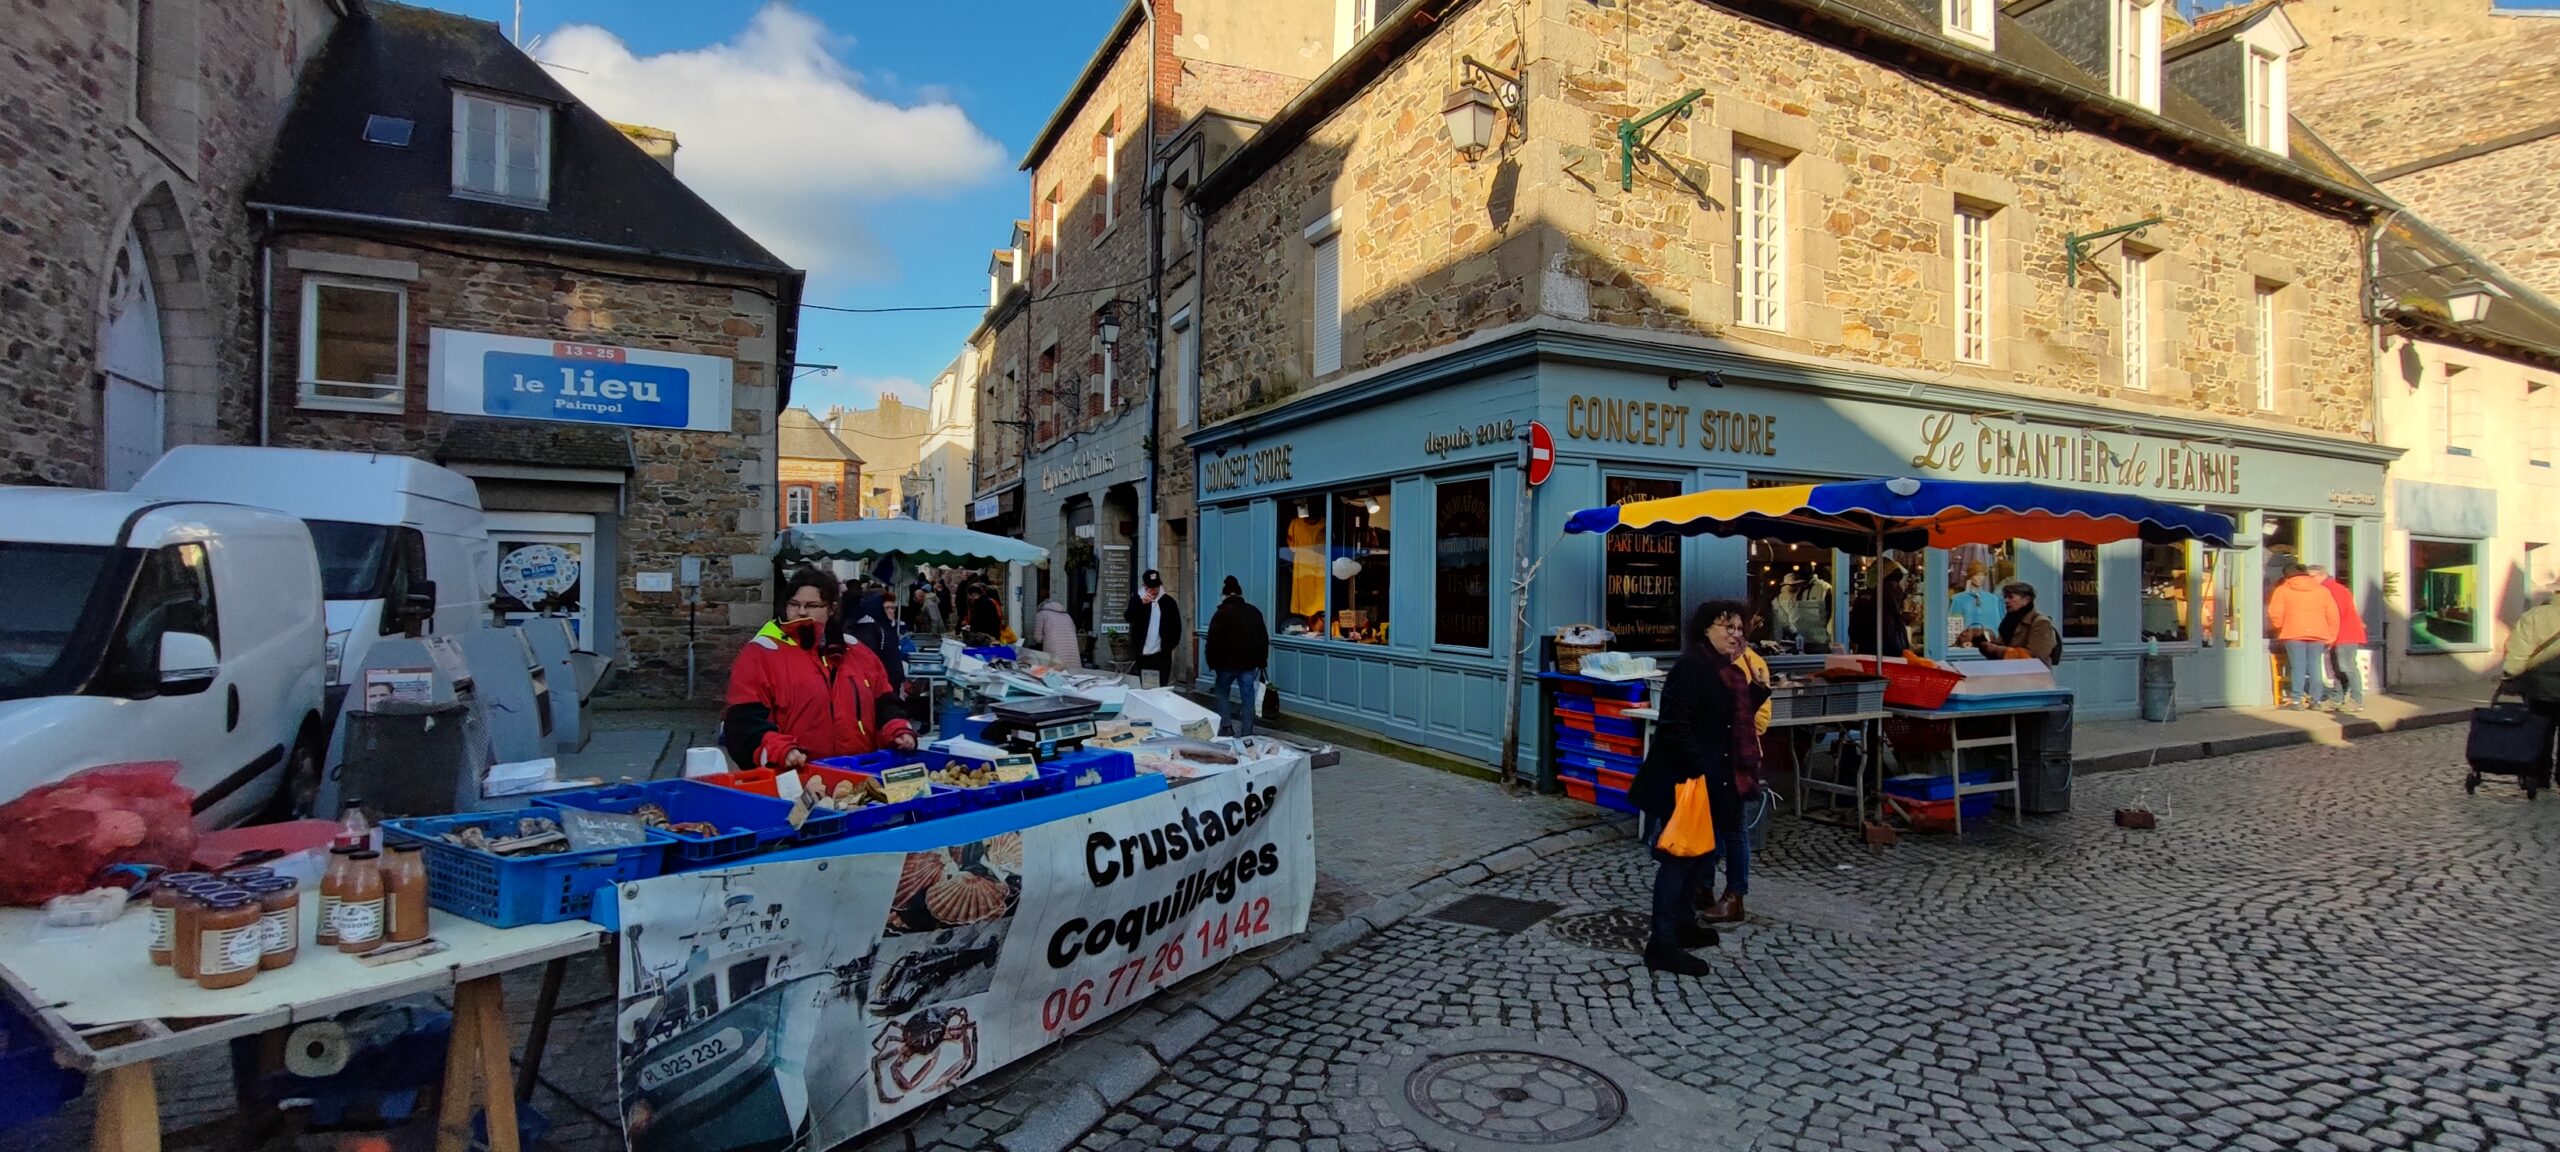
[250,2,802,697]
[778,407,862,527]
[823,394,929,519]
[2,0,341,488]
[1181,0,2402,762]
[911,348,980,526]
[2285,0,2560,300]
[976,0,1350,666]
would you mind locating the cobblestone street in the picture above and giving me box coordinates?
[1082,726,2560,1152]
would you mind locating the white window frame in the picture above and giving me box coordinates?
[1942,0,1994,48]
[1953,205,1992,365]
[2121,250,2151,391]
[450,90,551,205]
[2244,47,2286,153]
[1170,308,1198,429]
[2531,382,2554,472]
[2110,0,2162,112]
[1096,124,1117,232]
[2253,284,2279,411]
[297,277,406,413]
[1734,149,1788,331]
[786,485,814,526]
[1307,210,1344,377]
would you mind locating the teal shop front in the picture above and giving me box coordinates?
[1190,327,2398,768]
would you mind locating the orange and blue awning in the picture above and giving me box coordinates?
[1563,478,2237,552]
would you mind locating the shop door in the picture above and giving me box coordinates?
[487,512,595,652]
[100,232,165,490]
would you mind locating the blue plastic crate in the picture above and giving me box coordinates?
[806,755,969,826]
[535,779,847,863]
[1593,784,1640,815]
[1048,746,1137,788]
[1556,729,1643,760]
[1882,771,2001,802]
[0,998,79,1133]
[916,749,1070,810]
[1552,761,1598,785]
[1554,744,1643,777]
[963,645,1017,662]
[383,809,672,927]
[1542,673,1650,702]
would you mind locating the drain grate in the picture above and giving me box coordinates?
[1403,1050,1628,1143]
[1545,909,1652,955]
[1426,895,1564,934]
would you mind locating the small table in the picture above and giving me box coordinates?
[1778,711,1891,826]
[0,894,600,1152]
[1884,700,2064,833]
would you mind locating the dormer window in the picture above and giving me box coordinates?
[2110,0,2162,112]
[2245,46,2286,153]
[451,90,550,206]
[1943,0,1994,49]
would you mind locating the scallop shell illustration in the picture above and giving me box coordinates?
[924,873,1009,925]
[895,852,948,908]
[983,834,1023,873]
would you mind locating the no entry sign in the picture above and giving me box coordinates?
[1525,421,1555,486]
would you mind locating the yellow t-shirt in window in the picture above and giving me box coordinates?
[1287,517,1325,617]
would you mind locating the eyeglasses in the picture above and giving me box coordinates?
[786,598,829,611]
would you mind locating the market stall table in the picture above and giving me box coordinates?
[1883,698,2071,833]
[1779,708,1893,826]
[0,892,599,1152]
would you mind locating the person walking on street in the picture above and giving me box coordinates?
[1969,581,2062,666]
[1628,600,1769,976]
[2501,590,2560,712]
[1032,598,1082,670]
[2267,564,2339,710]
[1205,576,1270,738]
[2315,565,2367,712]
[1126,570,1184,685]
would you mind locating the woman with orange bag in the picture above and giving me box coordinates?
[1628,599,1768,976]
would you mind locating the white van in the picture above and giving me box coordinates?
[0,489,330,826]
[135,446,496,717]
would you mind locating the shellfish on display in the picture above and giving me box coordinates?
[982,833,1023,873]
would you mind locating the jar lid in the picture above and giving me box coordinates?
[199,890,253,909]
[223,868,274,882]
[329,845,363,855]
[388,842,424,854]
[242,876,297,892]
[163,871,210,884]
[348,850,381,861]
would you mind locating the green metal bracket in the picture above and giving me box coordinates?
[1617,89,1708,191]
[2065,217,2163,287]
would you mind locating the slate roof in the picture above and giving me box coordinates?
[2378,213,2560,370]
[778,408,864,464]
[436,418,636,471]
[250,1,793,275]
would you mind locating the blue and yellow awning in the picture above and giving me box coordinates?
[1563,478,2237,552]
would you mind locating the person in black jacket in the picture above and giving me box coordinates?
[1125,569,1184,684]
[1626,598,1769,976]
[1204,576,1270,737]
[842,585,906,686]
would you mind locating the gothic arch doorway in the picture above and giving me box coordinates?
[101,228,166,490]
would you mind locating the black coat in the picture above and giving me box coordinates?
[1204,596,1270,672]
[1626,652,1766,831]
[1124,592,1184,656]
[843,593,905,685]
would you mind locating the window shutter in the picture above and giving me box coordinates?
[1311,237,1342,376]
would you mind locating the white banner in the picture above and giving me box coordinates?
[612,756,1315,1152]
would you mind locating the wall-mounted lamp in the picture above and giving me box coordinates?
[2446,280,2507,325]
[1098,308,1123,347]
[1443,57,1522,161]
[1666,369,1726,390]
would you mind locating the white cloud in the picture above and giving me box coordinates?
[796,373,929,413]
[537,4,1005,280]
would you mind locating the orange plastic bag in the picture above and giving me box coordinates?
[1655,777,1719,857]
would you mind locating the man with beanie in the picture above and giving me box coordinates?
[1125,569,1183,685]
[1205,575,1270,737]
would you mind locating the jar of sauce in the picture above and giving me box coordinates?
[383,843,430,944]
[245,877,300,970]
[170,881,227,980]
[334,851,385,954]
[317,846,360,947]
[149,872,211,967]
[193,890,263,990]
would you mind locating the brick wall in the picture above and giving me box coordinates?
[265,232,785,698]
[1,0,332,486]
[778,457,854,523]
[1198,0,2374,441]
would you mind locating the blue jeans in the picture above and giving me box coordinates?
[2331,644,2366,707]
[1213,669,1259,738]
[1649,833,1710,947]
[2285,640,2330,706]
[1712,793,1758,898]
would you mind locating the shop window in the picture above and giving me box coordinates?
[1744,476,1833,653]
[451,90,549,205]
[1600,476,1684,652]
[1946,540,2017,643]
[2061,541,2101,640]
[1276,499,1326,635]
[2263,514,2303,597]
[2198,544,2239,647]
[1434,478,1493,649]
[2408,538,2482,652]
[2140,542,2188,642]
[786,485,813,526]
[1849,550,1925,656]
[2334,522,2360,603]
[299,279,405,411]
[1330,488,1391,645]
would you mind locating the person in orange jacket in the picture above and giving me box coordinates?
[2266,564,2340,710]
[720,567,917,769]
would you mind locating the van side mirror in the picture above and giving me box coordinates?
[157,632,219,696]
[402,580,438,634]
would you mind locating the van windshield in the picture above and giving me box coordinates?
[0,543,136,702]
[307,520,396,601]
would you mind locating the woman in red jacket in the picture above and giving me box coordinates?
[721,568,917,769]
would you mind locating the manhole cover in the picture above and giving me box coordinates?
[1545,909,1650,955]
[1426,894,1563,934]
[1402,1050,1627,1143]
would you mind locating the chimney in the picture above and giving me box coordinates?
[613,122,680,173]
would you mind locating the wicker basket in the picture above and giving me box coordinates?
[1553,625,1611,675]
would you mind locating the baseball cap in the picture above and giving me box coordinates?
[1142,569,1164,588]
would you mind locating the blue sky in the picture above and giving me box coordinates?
[423,1,1128,414]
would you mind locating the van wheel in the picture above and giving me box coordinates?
[266,727,324,822]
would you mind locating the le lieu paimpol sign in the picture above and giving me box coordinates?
[429,329,732,432]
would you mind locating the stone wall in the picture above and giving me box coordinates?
[2379,136,2560,303]
[1,0,333,487]
[265,232,785,698]
[1198,0,2374,440]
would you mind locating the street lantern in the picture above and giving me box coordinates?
[1098,311,1122,347]
[2446,280,2504,325]
[1443,85,1499,158]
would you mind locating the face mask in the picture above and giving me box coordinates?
[781,617,824,648]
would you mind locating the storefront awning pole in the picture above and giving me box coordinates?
[1496,438,1537,791]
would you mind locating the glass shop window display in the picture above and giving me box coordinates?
[1603,476,1685,652]
[1946,540,2017,644]
[2141,541,2190,642]
[1274,499,1327,637]
[1848,550,1925,656]
[1329,488,1392,645]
